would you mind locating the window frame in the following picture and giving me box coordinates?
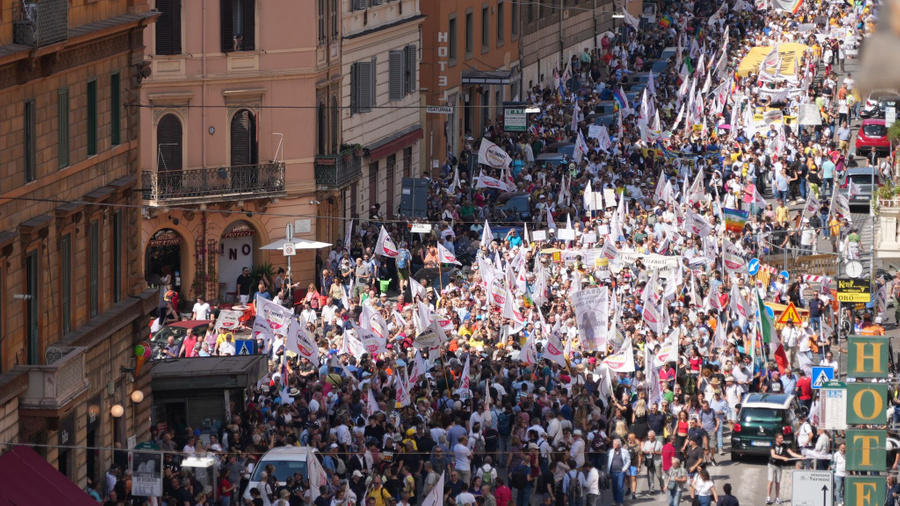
[448,14,458,66]
[497,1,505,47]
[89,219,100,318]
[110,71,121,146]
[155,0,183,55]
[465,10,473,60]
[58,88,69,169]
[24,99,36,183]
[511,0,519,39]
[60,233,72,335]
[87,79,98,156]
[481,4,489,54]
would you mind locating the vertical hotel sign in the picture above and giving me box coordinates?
[845,336,888,506]
[436,30,449,102]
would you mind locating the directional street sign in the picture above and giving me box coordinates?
[812,366,835,390]
[748,258,760,276]
[792,470,833,506]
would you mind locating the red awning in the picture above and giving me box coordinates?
[366,127,423,161]
[0,446,99,505]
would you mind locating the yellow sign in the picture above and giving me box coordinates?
[777,302,802,325]
[595,257,609,267]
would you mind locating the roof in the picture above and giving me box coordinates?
[151,355,268,391]
[861,119,886,126]
[0,446,98,506]
[741,393,793,409]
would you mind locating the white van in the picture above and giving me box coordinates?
[242,446,326,506]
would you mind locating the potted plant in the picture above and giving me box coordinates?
[352,144,364,157]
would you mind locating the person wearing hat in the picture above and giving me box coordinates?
[570,430,586,468]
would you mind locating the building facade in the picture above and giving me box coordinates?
[0,0,157,489]
[311,0,423,232]
[419,0,521,174]
[140,0,343,301]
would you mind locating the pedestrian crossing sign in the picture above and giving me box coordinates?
[811,366,834,389]
[776,301,803,325]
[235,339,256,356]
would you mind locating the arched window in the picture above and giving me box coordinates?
[157,114,183,172]
[318,100,327,154]
[331,95,339,153]
[231,109,258,166]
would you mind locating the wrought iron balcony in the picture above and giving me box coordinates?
[19,346,89,411]
[315,149,362,190]
[13,0,68,48]
[142,162,287,204]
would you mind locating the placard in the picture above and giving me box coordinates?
[532,230,547,241]
[582,232,597,244]
[847,336,889,378]
[820,384,847,431]
[558,228,576,240]
[837,278,872,303]
[604,189,618,209]
[504,107,528,132]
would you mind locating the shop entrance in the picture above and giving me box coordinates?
[219,221,255,298]
[145,228,183,291]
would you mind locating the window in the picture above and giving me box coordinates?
[386,154,395,219]
[317,0,325,44]
[512,0,519,37]
[24,99,35,182]
[221,0,256,52]
[331,0,338,38]
[331,95,339,153]
[350,59,376,114]
[448,16,458,63]
[113,212,122,303]
[317,101,327,154]
[368,162,378,209]
[26,250,38,365]
[111,71,121,146]
[389,45,417,101]
[403,146,411,178]
[497,2,505,45]
[89,220,99,318]
[231,109,258,166]
[58,88,69,168]
[87,79,97,156]
[481,6,489,52]
[60,234,72,334]
[352,0,367,10]
[465,11,473,58]
[527,2,534,23]
[156,0,182,55]
[157,114,183,172]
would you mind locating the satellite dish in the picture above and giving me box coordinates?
[45,347,64,365]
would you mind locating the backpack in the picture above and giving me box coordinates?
[511,464,528,489]
[497,412,513,437]
[597,470,610,491]
[567,471,584,500]
[481,465,495,487]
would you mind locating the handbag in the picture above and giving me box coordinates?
[692,496,701,506]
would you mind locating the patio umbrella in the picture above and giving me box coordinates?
[260,238,333,251]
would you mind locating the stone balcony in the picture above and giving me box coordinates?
[17,346,89,411]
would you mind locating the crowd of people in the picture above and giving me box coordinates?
[118,0,894,505]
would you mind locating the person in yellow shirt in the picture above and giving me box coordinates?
[367,476,393,506]
[775,200,789,226]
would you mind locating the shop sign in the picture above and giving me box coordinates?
[837,278,872,303]
[148,230,181,247]
[222,224,256,239]
[58,414,75,447]
[504,107,528,132]
[845,382,888,425]
[847,336,889,378]
[844,476,885,506]
[846,430,886,472]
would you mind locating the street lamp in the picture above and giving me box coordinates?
[110,404,125,418]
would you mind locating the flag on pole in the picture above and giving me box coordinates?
[437,243,462,265]
[458,354,472,400]
[481,220,494,247]
[375,226,400,258]
[367,388,380,416]
[344,219,353,256]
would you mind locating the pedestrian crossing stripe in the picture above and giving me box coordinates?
[814,370,829,387]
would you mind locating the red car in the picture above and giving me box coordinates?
[855,119,891,154]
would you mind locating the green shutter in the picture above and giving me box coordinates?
[111,72,121,146]
[58,88,69,168]
[87,80,98,156]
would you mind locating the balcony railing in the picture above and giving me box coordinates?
[13,0,68,48]
[142,162,287,204]
[315,149,363,190]
[19,346,89,411]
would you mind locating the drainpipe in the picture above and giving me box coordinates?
[201,0,209,299]
[558,0,564,69]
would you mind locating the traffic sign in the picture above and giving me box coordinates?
[780,270,790,281]
[886,106,896,127]
[235,339,256,356]
[776,301,802,325]
[811,366,834,389]
[283,243,296,256]
[791,470,833,506]
[748,258,760,276]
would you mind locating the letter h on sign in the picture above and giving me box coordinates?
[847,336,889,378]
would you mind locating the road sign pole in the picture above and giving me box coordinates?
[285,223,294,279]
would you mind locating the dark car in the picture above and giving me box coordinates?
[731,393,801,460]
[495,192,532,223]
[151,320,212,359]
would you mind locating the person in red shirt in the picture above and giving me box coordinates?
[661,437,677,473]
[494,477,513,506]
[796,369,813,411]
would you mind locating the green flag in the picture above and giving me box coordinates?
[756,290,775,344]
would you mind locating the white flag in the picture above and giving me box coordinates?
[544,332,568,367]
[622,7,640,28]
[481,220,494,247]
[344,219,353,255]
[803,192,820,217]
[287,319,320,365]
[478,138,513,169]
[253,297,294,338]
[458,354,472,400]
[475,171,510,192]
[604,338,636,372]
[437,243,462,265]
[410,276,427,301]
[352,322,388,356]
[722,238,746,272]
[574,130,589,164]
[375,225,400,258]
[422,472,445,506]
[367,388,380,416]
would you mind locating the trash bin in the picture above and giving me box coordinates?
[379,279,391,293]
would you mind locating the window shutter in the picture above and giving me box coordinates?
[369,57,377,108]
[242,0,256,51]
[157,114,183,172]
[220,0,234,52]
[358,61,373,112]
[405,44,417,95]
[353,0,367,11]
[371,0,383,5]
[389,50,404,102]
[155,0,182,55]
[350,63,358,115]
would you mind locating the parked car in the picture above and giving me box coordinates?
[546,142,575,158]
[840,166,881,207]
[495,192,533,222]
[151,320,212,359]
[855,119,890,155]
[590,113,616,127]
[535,152,569,167]
[650,60,671,74]
[660,46,678,61]
[731,393,801,460]
[860,90,898,119]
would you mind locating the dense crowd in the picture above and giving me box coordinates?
[116,0,893,505]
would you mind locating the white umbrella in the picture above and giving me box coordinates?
[260,238,332,251]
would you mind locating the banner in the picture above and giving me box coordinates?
[475,172,510,192]
[722,238,746,272]
[723,207,750,233]
[131,444,163,497]
[438,243,462,265]
[654,335,679,367]
[253,297,293,338]
[375,225,400,258]
[352,322,388,356]
[478,138,513,169]
[604,338,636,373]
[570,287,609,352]
[544,332,568,367]
[287,319,320,364]
[212,309,242,335]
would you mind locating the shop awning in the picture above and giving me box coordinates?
[366,125,424,161]
[0,446,98,505]
[461,70,513,85]
[151,355,268,391]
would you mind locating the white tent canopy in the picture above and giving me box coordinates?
[260,238,332,251]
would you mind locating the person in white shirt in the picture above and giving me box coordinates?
[641,431,664,493]
[182,435,197,455]
[781,320,802,370]
[833,443,846,505]
[454,435,473,485]
[570,430,587,468]
[191,296,211,320]
[321,299,337,332]
[582,462,601,506]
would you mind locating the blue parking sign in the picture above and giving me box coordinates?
[811,366,834,389]
[235,339,256,356]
